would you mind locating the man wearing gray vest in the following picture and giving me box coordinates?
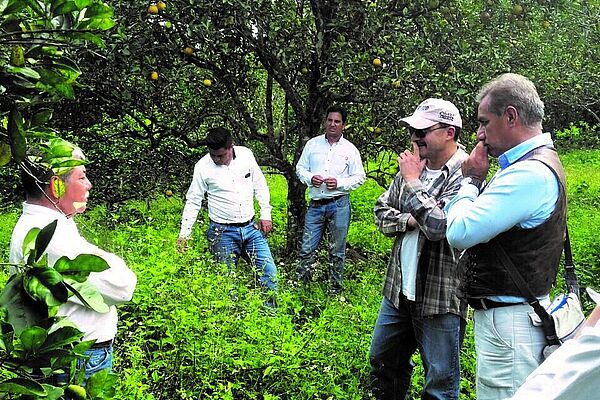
[445,73,567,400]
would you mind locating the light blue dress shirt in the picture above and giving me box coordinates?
[445,133,560,302]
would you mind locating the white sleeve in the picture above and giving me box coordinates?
[179,163,207,238]
[296,140,314,186]
[250,153,272,221]
[86,249,137,306]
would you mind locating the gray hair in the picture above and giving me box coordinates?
[476,73,544,127]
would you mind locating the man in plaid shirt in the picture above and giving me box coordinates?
[369,98,468,400]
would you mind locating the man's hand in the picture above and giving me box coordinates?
[324,177,338,190]
[462,141,489,180]
[399,142,426,181]
[176,237,188,253]
[407,215,419,230]
[311,175,324,187]
[258,219,273,236]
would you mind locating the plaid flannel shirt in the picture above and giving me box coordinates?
[374,148,468,318]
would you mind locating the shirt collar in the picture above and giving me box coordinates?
[22,202,68,220]
[323,134,344,145]
[498,133,554,169]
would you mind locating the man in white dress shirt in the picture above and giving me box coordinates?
[9,139,137,382]
[295,105,366,294]
[177,127,277,303]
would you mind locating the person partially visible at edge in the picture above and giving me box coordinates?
[295,105,366,295]
[176,127,277,307]
[9,142,137,382]
[510,288,600,400]
[445,73,567,400]
[369,98,468,400]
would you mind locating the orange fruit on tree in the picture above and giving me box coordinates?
[183,46,193,55]
[373,57,382,67]
[150,71,159,80]
[157,1,166,11]
[203,79,212,87]
[148,4,158,14]
[512,4,524,15]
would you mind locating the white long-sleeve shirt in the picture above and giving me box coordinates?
[296,134,366,200]
[179,146,272,238]
[9,203,137,342]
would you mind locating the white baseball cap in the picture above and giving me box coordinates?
[399,98,463,129]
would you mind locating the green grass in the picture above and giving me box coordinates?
[0,149,599,398]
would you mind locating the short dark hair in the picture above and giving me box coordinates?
[21,161,54,200]
[201,127,233,150]
[326,105,347,124]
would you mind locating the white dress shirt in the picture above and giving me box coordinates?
[179,146,272,238]
[296,134,366,200]
[9,203,137,342]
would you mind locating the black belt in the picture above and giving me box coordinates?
[311,195,345,205]
[91,339,113,349]
[210,218,254,227]
[468,298,526,310]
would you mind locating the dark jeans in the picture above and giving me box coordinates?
[369,296,465,400]
[207,220,277,292]
[297,195,351,289]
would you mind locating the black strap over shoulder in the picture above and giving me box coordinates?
[491,226,578,347]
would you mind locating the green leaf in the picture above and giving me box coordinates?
[34,219,58,263]
[53,254,110,278]
[0,378,47,395]
[54,0,79,14]
[23,274,62,307]
[40,384,64,400]
[6,65,41,79]
[32,267,68,303]
[0,143,11,166]
[20,326,47,353]
[8,108,26,163]
[86,369,117,398]
[1,1,27,16]
[22,227,41,264]
[65,281,109,313]
[75,0,93,8]
[0,275,46,334]
[39,326,83,352]
[32,109,53,126]
[22,0,45,16]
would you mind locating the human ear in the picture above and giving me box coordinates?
[50,176,66,199]
[506,106,518,126]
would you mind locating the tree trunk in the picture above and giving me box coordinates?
[285,174,307,257]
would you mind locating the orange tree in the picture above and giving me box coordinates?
[50,0,599,255]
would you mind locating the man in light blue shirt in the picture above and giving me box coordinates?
[296,105,366,294]
[445,73,567,400]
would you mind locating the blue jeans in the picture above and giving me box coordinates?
[207,220,277,292]
[369,296,465,400]
[297,195,351,288]
[55,344,113,385]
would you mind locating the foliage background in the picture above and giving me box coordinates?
[2,148,599,399]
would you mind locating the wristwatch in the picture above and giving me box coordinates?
[462,176,484,190]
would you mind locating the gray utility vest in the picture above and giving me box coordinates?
[458,146,567,299]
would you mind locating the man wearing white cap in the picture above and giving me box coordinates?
[369,98,468,399]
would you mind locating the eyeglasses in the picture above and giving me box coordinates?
[409,125,448,139]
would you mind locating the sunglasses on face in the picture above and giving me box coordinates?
[409,125,448,139]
